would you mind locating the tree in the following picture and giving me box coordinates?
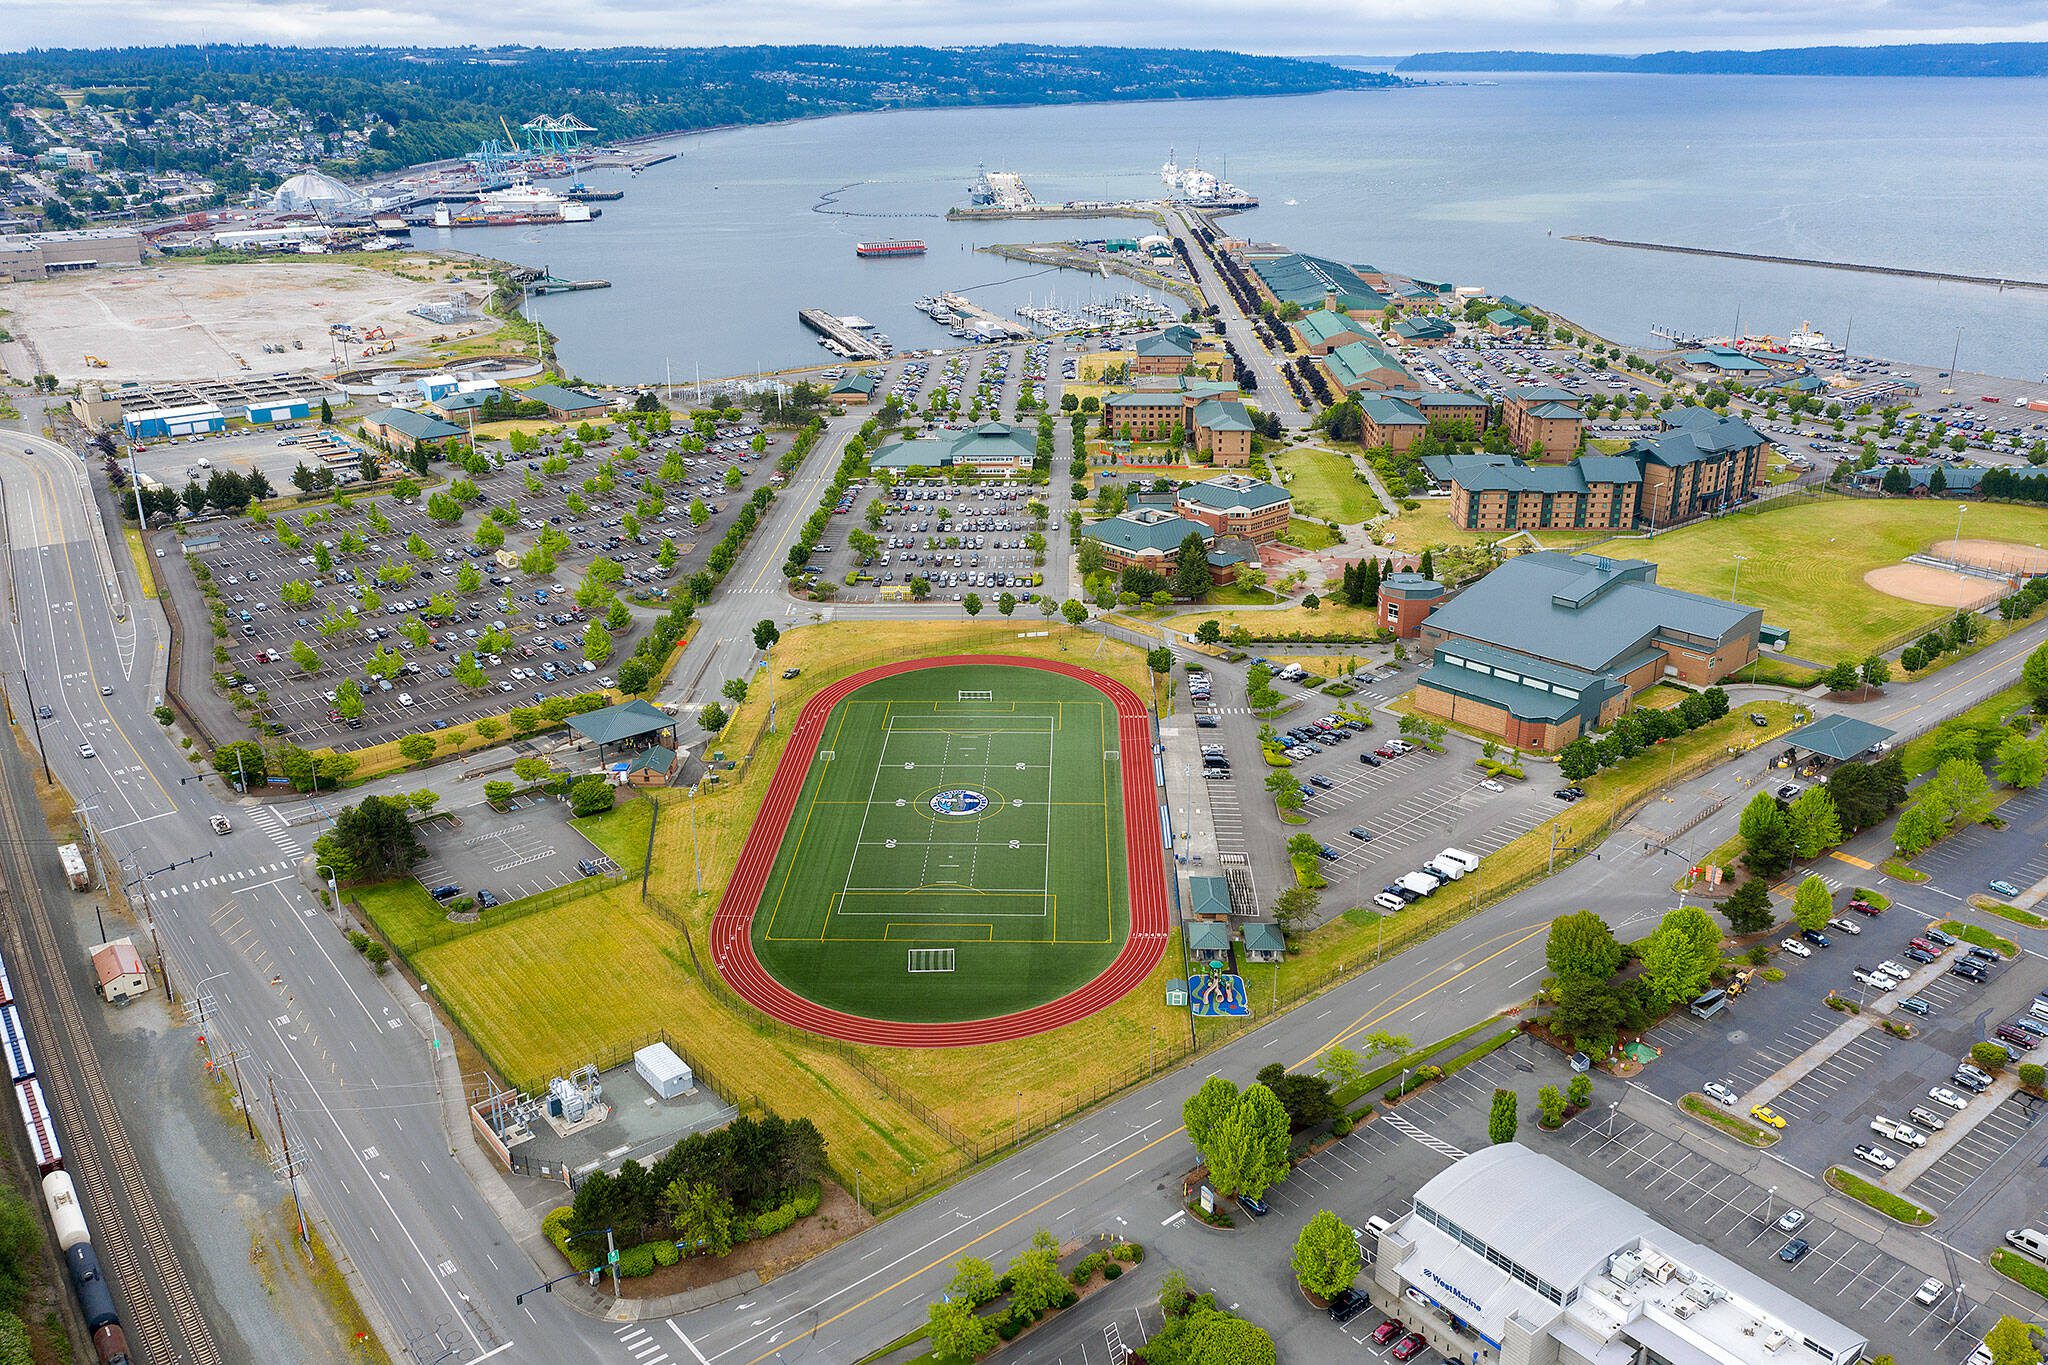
[948,1255,999,1307]
[1256,1063,1336,1132]
[1061,598,1088,626]
[1821,660,1861,692]
[315,795,424,883]
[1828,756,1907,831]
[334,678,364,720]
[1721,879,1775,935]
[1737,789,1785,843]
[1195,619,1222,646]
[289,639,322,674]
[1290,1210,1361,1299]
[663,1179,738,1257]
[1550,976,1628,1052]
[723,676,749,706]
[1546,910,1625,982]
[513,756,554,784]
[996,592,1016,618]
[1926,755,1992,826]
[2024,643,2048,708]
[1264,770,1305,812]
[1271,884,1319,936]
[1558,737,1600,782]
[1791,874,1834,932]
[1985,1315,2042,1365]
[398,733,437,765]
[699,700,728,733]
[484,780,515,806]
[1203,1084,1290,1199]
[1638,906,1722,1007]
[1171,530,1214,599]
[1537,1084,1567,1128]
[584,620,614,664]
[925,1299,997,1363]
[570,774,617,817]
[1487,1087,1518,1144]
[1146,646,1172,677]
[1182,1076,1239,1156]
[1861,654,1891,689]
[1005,1229,1068,1317]
[1997,734,2048,790]
[1892,800,1945,856]
[1785,785,1843,859]
[1971,1041,2010,1073]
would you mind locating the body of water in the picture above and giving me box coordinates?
[441,73,2048,385]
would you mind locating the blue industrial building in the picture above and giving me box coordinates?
[123,402,225,440]
[243,399,311,424]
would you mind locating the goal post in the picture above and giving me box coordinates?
[907,948,957,973]
[957,689,993,702]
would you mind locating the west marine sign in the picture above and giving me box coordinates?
[1424,1268,1485,1314]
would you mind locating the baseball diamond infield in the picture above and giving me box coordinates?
[710,656,1170,1046]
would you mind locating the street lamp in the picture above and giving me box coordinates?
[315,863,343,926]
[1954,502,1968,555]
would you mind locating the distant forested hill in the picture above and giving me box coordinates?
[1397,43,2048,77]
[0,44,1391,174]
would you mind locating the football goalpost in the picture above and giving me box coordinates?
[957,689,993,702]
[907,948,957,973]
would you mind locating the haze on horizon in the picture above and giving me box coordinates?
[6,0,2047,58]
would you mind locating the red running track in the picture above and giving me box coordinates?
[709,655,1170,1047]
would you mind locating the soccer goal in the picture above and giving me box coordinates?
[907,948,957,973]
[957,689,993,702]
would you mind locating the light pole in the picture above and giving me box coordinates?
[1954,502,1968,556]
[315,862,342,926]
[686,782,703,893]
[409,996,445,1107]
[1730,552,1748,604]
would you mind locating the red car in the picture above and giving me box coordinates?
[1909,938,1939,954]
[1848,900,1882,917]
[1372,1320,1403,1344]
[1374,746,1397,759]
[1392,1333,1428,1361]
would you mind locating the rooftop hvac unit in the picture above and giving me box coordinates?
[1670,1300,1698,1320]
[1607,1251,1644,1283]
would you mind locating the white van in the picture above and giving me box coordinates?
[2007,1228,2048,1261]
[2031,993,2048,1022]
[1373,892,1407,913]
[1437,848,1482,875]
[1871,1116,1927,1147]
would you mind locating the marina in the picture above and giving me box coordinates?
[797,308,888,361]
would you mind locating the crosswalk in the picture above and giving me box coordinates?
[248,806,305,857]
[1377,1110,1468,1160]
[613,1322,678,1365]
[150,860,299,900]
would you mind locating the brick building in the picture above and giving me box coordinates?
[1079,509,1254,583]
[1628,408,1770,526]
[1410,552,1760,748]
[1190,400,1255,465]
[1377,571,1445,639]
[1359,391,1490,453]
[1291,302,1372,355]
[1173,474,1291,542]
[1101,379,1238,439]
[1501,386,1583,457]
[1319,339,1414,394]
[1424,454,1644,533]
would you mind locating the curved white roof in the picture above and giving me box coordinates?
[272,171,366,214]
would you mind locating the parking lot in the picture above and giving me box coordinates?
[1560,1113,1995,1363]
[157,407,788,749]
[410,796,617,906]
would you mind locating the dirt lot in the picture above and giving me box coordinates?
[1864,563,2005,608]
[4,256,473,384]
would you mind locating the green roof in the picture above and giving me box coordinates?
[1191,399,1254,433]
[1242,921,1285,953]
[1393,316,1455,340]
[1186,920,1233,953]
[1188,876,1231,918]
[1321,340,1412,391]
[830,372,877,396]
[1082,512,1209,555]
[1485,309,1531,328]
[1249,253,1389,311]
[1135,332,1194,359]
[369,407,463,441]
[521,382,612,412]
[1177,475,1288,513]
[1681,347,1773,373]
[1360,395,1426,428]
[870,421,1036,470]
[566,698,677,747]
[1786,714,1895,761]
[1295,307,1365,347]
[1104,390,1184,408]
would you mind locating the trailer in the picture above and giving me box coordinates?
[57,843,90,892]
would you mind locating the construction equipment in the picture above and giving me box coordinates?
[359,342,394,357]
[82,355,107,369]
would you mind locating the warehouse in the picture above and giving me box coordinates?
[1365,1145,1866,1365]
[363,407,464,453]
[243,399,312,425]
[123,402,226,440]
[0,228,143,280]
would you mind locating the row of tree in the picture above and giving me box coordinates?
[566,1113,825,1254]
[1543,907,1727,1057]
[1555,688,1731,782]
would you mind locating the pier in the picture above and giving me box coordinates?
[937,292,1030,341]
[797,308,885,360]
[1566,235,2048,293]
[527,276,610,295]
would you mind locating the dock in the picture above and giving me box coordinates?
[984,171,1035,211]
[527,276,610,295]
[797,308,885,360]
[938,293,1031,341]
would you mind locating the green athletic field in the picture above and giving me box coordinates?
[750,664,1130,1023]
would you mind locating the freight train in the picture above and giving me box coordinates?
[0,953,133,1361]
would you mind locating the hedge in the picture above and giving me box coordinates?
[617,1244,658,1278]
[756,1202,798,1238]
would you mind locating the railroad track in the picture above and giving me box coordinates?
[0,760,220,1365]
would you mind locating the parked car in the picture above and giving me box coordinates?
[1391,1334,1428,1362]
[1778,1238,1810,1263]
[1703,1081,1738,1107]
[1827,917,1862,935]
[1327,1288,1368,1324]
[1347,826,1374,841]
[1371,1319,1404,1345]
[1914,1278,1945,1307]
[1801,929,1832,947]
[1779,938,1812,958]
[1899,997,1933,1017]
[1928,1086,1970,1111]
[1776,1208,1806,1233]
[1854,1144,1897,1171]
[1553,786,1585,802]
[1236,1193,1269,1218]
[1989,879,2022,898]
[1750,1105,1786,1129]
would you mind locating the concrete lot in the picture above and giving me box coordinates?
[409,796,617,905]
[156,413,784,749]
[9,257,474,384]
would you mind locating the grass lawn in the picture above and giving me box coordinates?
[1279,518,1341,551]
[374,620,1190,1209]
[1372,501,1604,557]
[1634,496,2048,661]
[1634,682,1693,710]
[1681,1094,1779,1146]
[125,529,158,598]
[748,663,1128,1023]
[1974,899,2048,929]
[1163,602,1380,640]
[1938,920,2020,958]
[1825,1167,1934,1224]
[1992,1248,2048,1299]
[575,794,656,873]
[1900,683,2029,778]
[1272,445,1380,524]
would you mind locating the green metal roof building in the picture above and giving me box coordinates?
[1392,316,1456,342]
[869,421,1037,473]
[1190,398,1254,434]
[1250,252,1389,312]
[1321,339,1414,392]
[1293,305,1368,351]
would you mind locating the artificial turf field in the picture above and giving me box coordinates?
[749,663,1130,1023]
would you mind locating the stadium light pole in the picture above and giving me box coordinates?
[1954,503,1967,554]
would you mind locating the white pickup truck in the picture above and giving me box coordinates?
[209,814,232,835]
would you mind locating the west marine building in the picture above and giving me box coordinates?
[1365,1145,1867,1365]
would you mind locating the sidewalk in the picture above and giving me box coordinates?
[1742,1013,1871,1109]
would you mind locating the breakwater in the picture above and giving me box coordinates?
[1565,236,2048,293]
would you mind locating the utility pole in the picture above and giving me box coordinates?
[21,672,50,783]
[271,1075,309,1246]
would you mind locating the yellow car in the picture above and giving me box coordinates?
[1750,1105,1787,1129]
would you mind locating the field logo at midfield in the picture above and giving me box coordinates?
[928,788,990,817]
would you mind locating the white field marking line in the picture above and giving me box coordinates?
[669,1323,711,1365]
[837,719,904,917]
[1044,711,1055,923]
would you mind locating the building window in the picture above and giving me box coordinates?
[1387,603,1400,622]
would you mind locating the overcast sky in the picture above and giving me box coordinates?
[10,0,2048,54]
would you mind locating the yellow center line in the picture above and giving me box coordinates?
[1304,921,1551,1068]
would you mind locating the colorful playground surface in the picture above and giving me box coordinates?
[1181,971,1249,1018]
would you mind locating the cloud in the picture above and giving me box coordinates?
[6,0,2047,52]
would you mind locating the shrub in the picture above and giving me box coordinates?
[996,1316,1024,1341]
[1112,1243,1143,1263]
[1332,1114,1353,1136]
[792,1182,821,1217]
[755,1203,798,1238]
[651,1240,681,1268]
[1567,1074,1593,1109]
[1103,1262,1122,1280]
[617,1243,657,1278]
[2020,1063,2046,1092]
